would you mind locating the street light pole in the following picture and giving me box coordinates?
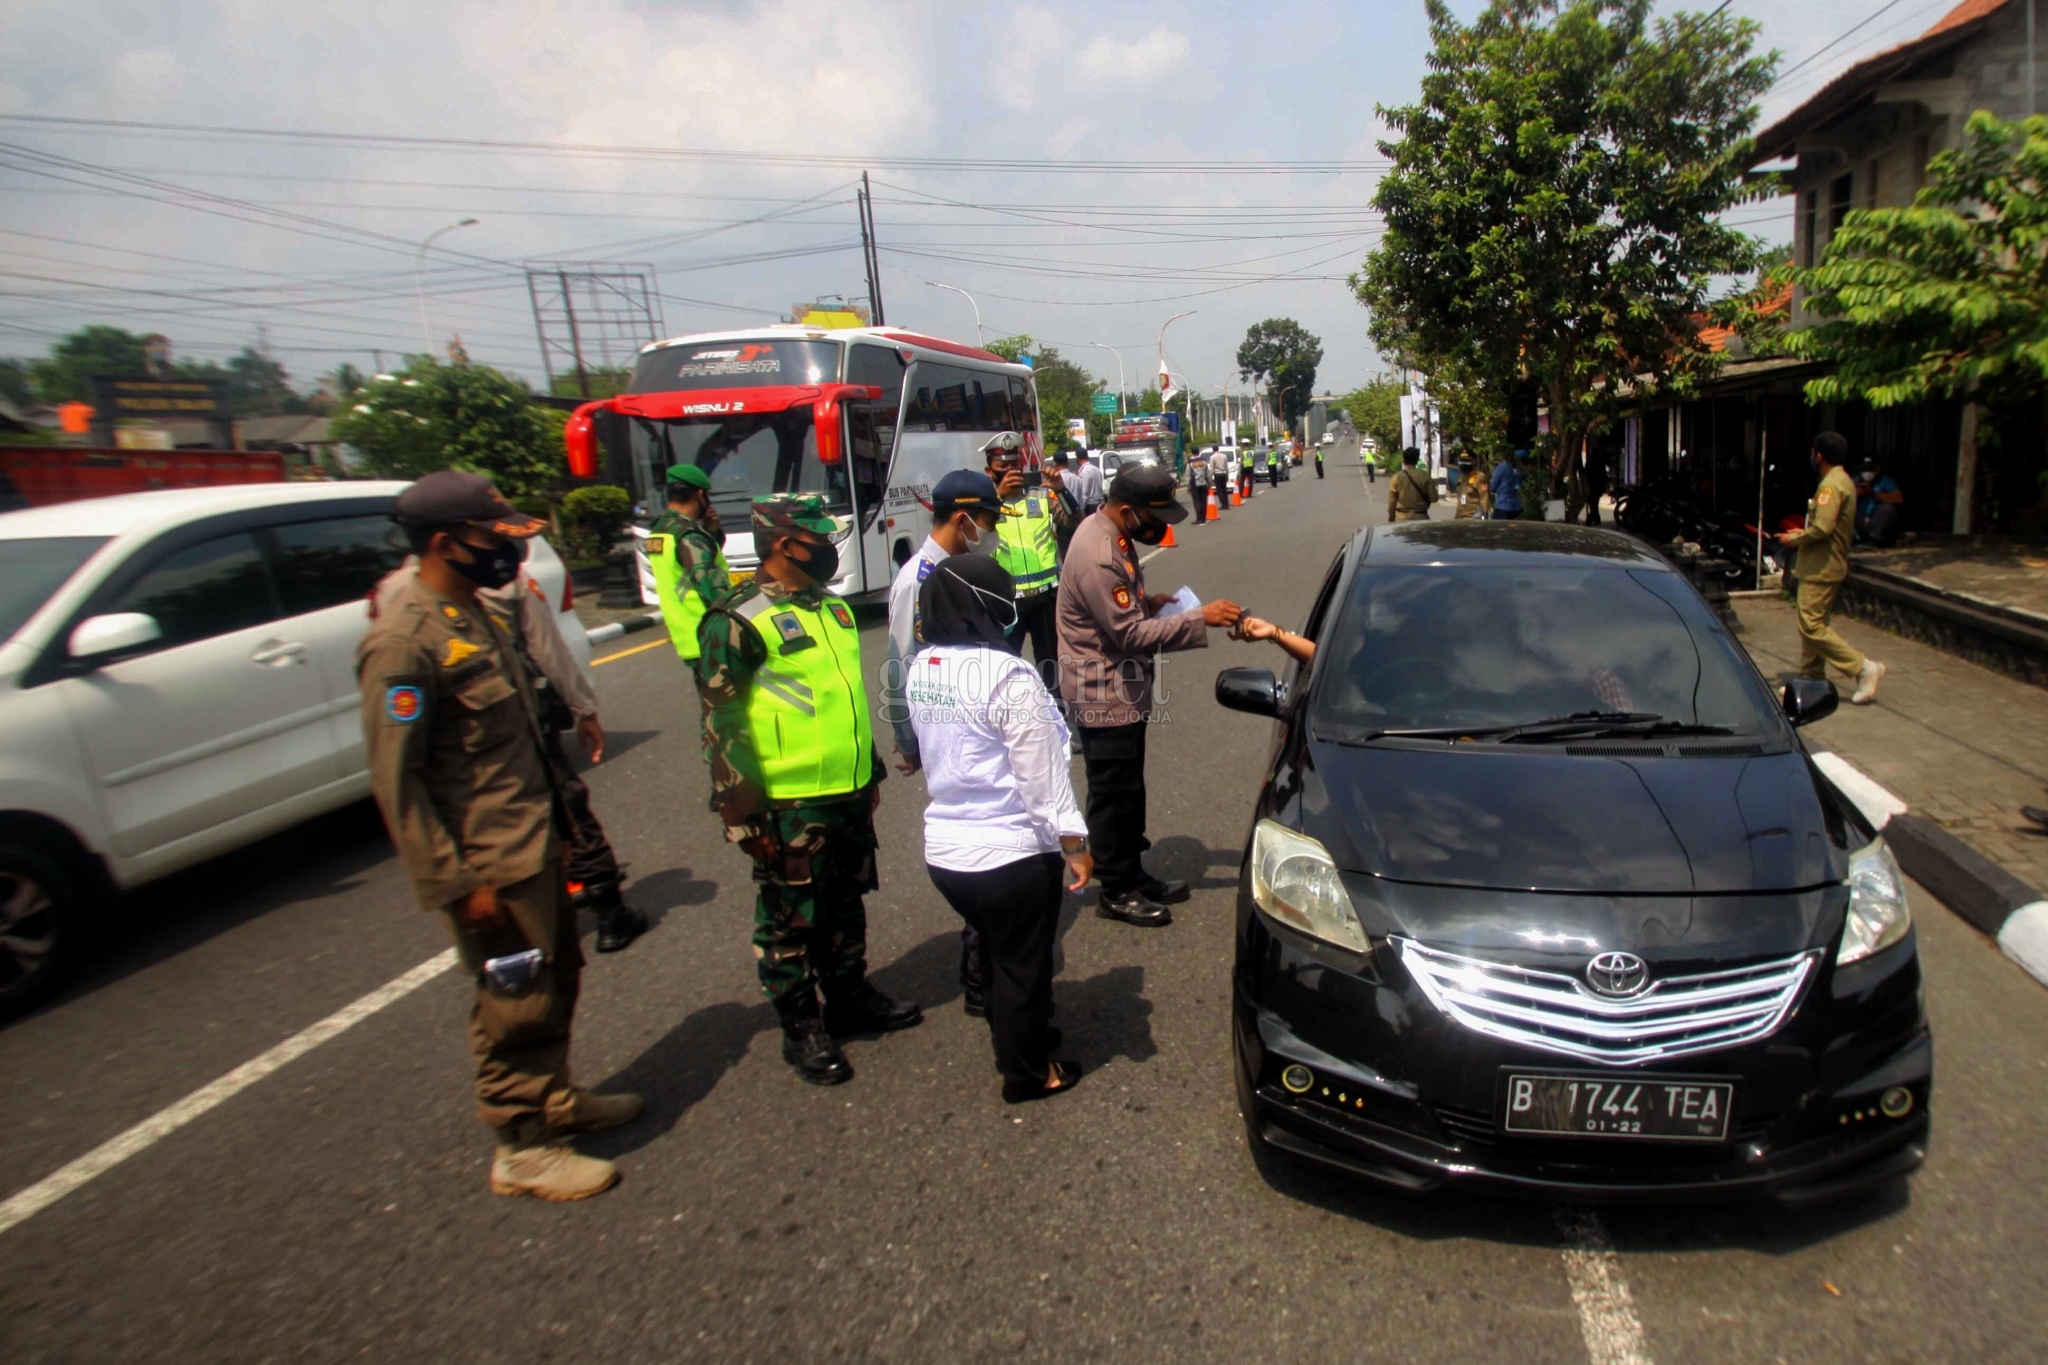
[1157,310,1195,400]
[416,218,479,355]
[924,281,983,345]
[1091,342,1127,415]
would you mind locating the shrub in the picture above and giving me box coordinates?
[560,484,632,564]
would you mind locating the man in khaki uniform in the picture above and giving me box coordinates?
[1778,431,1886,704]
[1389,446,1438,522]
[359,471,643,1201]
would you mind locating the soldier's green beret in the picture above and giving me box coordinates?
[751,493,847,537]
[665,464,712,492]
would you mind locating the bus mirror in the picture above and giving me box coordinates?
[564,411,599,479]
[814,397,845,465]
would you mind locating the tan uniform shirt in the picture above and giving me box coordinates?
[373,560,598,717]
[1787,464,1858,586]
[1055,510,1208,727]
[357,572,559,910]
[1389,464,1437,522]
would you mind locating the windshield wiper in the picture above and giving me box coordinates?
[1497,715,1737,744]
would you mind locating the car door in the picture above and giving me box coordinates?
[262,506,411,779]
[58,527,332,860]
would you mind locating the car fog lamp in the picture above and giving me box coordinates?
[1250,820,1368,953]
[1838,837,1911,965]
[1280,1065,1314,1094]
[1880,1086,1914,1119]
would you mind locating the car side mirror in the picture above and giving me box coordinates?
[1216,666,1282,718]
[1780,677,1838,727]
[68,612,162,663]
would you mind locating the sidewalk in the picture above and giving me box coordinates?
[1733,596,2048,960]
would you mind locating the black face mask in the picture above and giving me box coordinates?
[1127,512,1168,546]
[771,534,839,587]
[446,535,525,590]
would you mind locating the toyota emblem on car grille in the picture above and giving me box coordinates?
[1585,951,1651,998]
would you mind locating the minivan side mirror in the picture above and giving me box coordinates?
[1216,667,1282,718]
[1780,677,1838,727]
[68,612,162,663]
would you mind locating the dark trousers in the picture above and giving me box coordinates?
[1077,720,1149,897]
[928,853,1063,1085]
[1014,588,1060,698]
[542,729,621,891]
[1191,483,1210,521]
[1315,457,1325,478]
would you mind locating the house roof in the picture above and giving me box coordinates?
[1699,280,1793,354]
[1749,0,2012,164]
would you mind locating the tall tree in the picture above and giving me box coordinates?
[983,335,1106,449]
[1236,319,1323,436]
[1340,378,1406,466]
[27,325,151,403]
[331,358,566,497]
[1356,0,1775,515]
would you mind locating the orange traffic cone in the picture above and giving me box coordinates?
[1231,483,1243,506]
[1206,485,1219,518]
[1160,522,1177,547]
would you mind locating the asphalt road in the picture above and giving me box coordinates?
[4,440,2045,1364]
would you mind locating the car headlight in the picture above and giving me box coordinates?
[1838,837,1911,965]
[1250,820,1368,953]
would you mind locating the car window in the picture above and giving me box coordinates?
[271,514,409,616]
[1312,565,1779,737]
[0,536,108,643]
[108,531,279,650]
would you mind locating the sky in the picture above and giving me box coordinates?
[0,0,1975,402]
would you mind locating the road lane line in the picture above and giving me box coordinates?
[592,637,669,667]
[0,949,458,1238]
[1555,1208,1653,1365]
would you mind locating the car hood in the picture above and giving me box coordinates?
[1300,744,1841,897]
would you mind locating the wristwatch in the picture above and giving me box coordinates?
[1061,837,1090,854]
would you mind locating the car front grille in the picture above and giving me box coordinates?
[1393,938,1821,1067]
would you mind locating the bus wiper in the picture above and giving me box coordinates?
[1498,715,1737,744]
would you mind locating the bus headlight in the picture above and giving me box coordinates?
[1838,837,1911,965]
[1251,820,1367,953]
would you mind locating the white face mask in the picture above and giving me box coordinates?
[961,514,998,557]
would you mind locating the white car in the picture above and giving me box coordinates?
[0,481,589,1014]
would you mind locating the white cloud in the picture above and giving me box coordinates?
[1046,116,1091,156]
[1078,25,1191,84]
[998,5,1069,112]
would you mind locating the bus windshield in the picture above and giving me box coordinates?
[626,410,848,520]
[629,339,840,393]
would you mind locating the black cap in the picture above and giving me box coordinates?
[1108,463,1188,523]
[392,470,545,537]
[930,469,1010,518]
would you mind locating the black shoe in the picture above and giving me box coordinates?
[781,1018,854,1086]
[593,905,648,953]
[1097,891,1172,927]
[822,980,924,1036]
[1002,1059,1083,1105]
[963,982,988,1018]
[1141,877,1190,905]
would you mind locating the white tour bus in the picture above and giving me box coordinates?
[564,325,1043,603]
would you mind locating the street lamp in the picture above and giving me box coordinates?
[924,281,983,345]
[1090,342,1127,415]
[1156,310,1195,396]
[416,217,479,354]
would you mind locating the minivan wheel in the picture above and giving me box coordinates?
[0,841,79,1021]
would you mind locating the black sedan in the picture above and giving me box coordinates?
[1217,521,1929,1204]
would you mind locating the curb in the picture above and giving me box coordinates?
[584,610,662,647]
[1811,750,2048,989]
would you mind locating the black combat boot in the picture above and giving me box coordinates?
[777,998,853,1086]
[822,978,924,1037]
[587,881,647,954]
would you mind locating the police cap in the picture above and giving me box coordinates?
[1107,463,1188,523]
[392,470,544,537]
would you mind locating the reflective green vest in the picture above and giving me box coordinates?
[735,592,873,800]
[647,515,728,662]
[994,492,1060,596]
[1240,448,1253,469]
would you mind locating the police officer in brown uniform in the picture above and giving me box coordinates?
[359,472,643,1202]
[1388,446,1438,522]
[1777,431,1887,704]
[1056,465,1242,926]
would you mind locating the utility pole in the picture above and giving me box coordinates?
[558,268,590,398]
[857,173,886,325]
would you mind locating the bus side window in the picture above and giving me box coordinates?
[847,345,904,459]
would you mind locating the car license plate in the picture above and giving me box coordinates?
[1500,1072,1735,1142]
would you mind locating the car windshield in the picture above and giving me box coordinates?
[625,409,846,520]
[1312,564,1780,741]
[0,536,109,642]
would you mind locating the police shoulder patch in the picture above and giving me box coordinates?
[385,684,424,723]
[916,558,934,581]
[827,600,854,629]
[645,533,669,555]
[1816,490,1832,506]
[775,612,807,641]
[1112,584,1133,609]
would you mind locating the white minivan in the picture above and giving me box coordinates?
[0,481,589,1015]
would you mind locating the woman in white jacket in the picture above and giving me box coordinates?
[910,556,1091,1103]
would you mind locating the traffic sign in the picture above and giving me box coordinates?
[1091,393,1117,415]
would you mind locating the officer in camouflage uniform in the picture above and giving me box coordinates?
[645,462,730,670]
[697,493,922,1085]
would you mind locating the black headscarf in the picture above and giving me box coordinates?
[917,553,1019,654]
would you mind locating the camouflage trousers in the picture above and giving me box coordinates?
[748,794,879,1011]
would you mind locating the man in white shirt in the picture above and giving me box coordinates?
[1073,449,1106,516]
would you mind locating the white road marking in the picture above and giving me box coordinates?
[0,949,458,1238]
[1556,1208,1653,1365]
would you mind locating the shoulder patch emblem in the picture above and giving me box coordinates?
[1113,584,1133,609]
[1816,490,1832,506]
[645,533,669,555]
[774,612,808,642]
[441,638,482,668]
[385,685,424,723]
[916,558,934,581]
[1115,534,1130,553]
[827,600,855,630]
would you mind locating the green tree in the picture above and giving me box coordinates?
[182,347,308,418]
[559,484,633,565]
[548,366,632,400]
[28,325,151,402]
[1341,378,1406,467]
[0,358,30,408]
[1355,0,1775,514]
[328,363,366,401]
[1236,319,1323,436]
[983,334,1108,451]
[331,358,566,498]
